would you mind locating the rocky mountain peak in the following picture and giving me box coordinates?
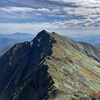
[38,29,48,34]
[0,30,100,100]
[33,30,53,40]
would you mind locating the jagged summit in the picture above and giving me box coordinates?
[31,30,54,41]
[0,30,100,100]
[33,30,52,39]
[36,30,52,36]
[39,29,48,34]
[36,30,57,36]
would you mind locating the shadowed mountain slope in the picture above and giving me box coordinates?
[0,30,100,100]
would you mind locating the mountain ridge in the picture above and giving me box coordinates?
[0,30,100,100]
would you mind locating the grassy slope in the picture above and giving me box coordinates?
[44,33,100,99]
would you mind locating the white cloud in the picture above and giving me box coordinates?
[49,0,100,17]
[0,7,61,20]
[37,8,50,12]
[48,0,100,27]
[49,0,100,7]
[0,7,34,13]
[0,0,100,34]
[0,22,65,34]
[0,22,100,35]
[63,7,100,16]
[35,8,60,13]
[0,7,60,14]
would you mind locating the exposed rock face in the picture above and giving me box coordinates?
[0,30,100,100]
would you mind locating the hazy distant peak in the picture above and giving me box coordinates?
[13,32,32,35]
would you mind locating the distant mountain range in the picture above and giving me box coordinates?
[67,34,100,45]
[0,32,35,56]
[1,32,100,56]
[0,30,100,100]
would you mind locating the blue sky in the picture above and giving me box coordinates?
[0,0,100,35]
